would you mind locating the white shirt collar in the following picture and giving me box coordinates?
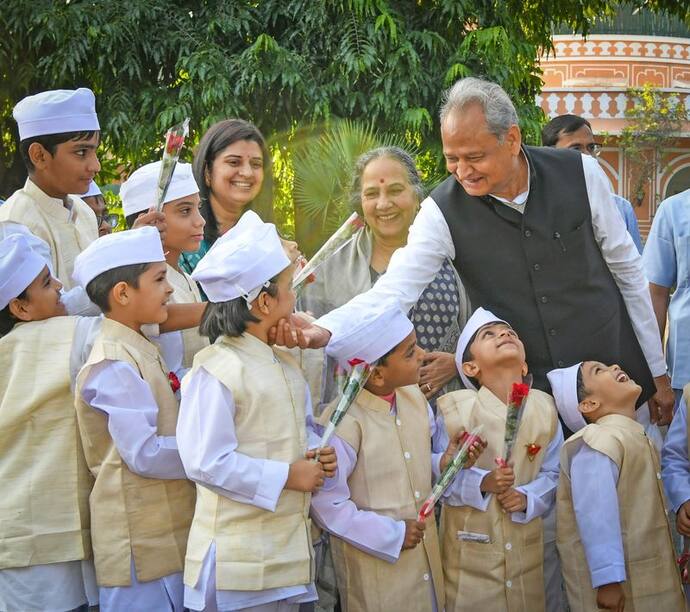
[489,150,531,211]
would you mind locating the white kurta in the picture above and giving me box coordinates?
[0,560,98,612]
[662,397,690,513]
[568,443,625,588]
[79,358,189,611]
[177,367,319,612]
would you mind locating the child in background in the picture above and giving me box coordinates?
[0,234,97,612]
[73,227,196,611]
[177,219,335,612]
[120,161,209,377]
[549,361,684,611]
[437,308,562,612]
[81,181,114,237]
[311,302,484,612]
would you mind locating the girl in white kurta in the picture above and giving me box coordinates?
[120,161,209,379]
[177,219,336,612]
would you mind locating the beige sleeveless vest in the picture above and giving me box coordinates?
[437,386,557,612]
[74,318,195,586]
[319,385,444,612]
[0,316,93,569]
[166,264,208,368]
[557,413,684,612]
[183,333,314,591]
[0,179,97,290]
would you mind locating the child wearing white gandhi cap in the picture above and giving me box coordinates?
[73,227,199,611]
[120,161,209,378]
[547,361,683,612]
[176,219,336,612]
[436,307,562,612]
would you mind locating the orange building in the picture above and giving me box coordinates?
[538,12,690,238]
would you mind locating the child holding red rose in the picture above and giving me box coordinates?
[436,307,563,612]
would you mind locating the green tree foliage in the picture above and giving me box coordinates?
[2,0,688,211]
[616,83,688,206]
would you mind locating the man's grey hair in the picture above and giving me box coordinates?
[440,77,519,141]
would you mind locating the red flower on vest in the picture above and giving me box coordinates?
[168,371,181,393]
[525,442,542,461]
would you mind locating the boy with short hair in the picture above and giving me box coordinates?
[73,227,196,611]
[0,88,100,289]
[437,307,562,612]
[310,302,482,612]
[549,361,684,611]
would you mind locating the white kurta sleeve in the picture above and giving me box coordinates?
[176,366,290,511]
[310,435,406,563]
[583,155,666,377]
[570,443,626,588]
[662,398,690,513]
[305,384,323,449]
[316,199,454,336]
[79,359,187,479]
[512,425,563,523]
[430,406,445,480]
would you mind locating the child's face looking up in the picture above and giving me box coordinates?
[162,193,205,254]
[578,361,641,416]
[30,133,101,197]
[121,261,173,325]
[463,322,526,381]
[374,330,425,390]
[9,265,67,323]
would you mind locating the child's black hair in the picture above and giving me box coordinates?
[125,212,138,230]
[199,277,280,343]
[85,262,152,312]
[0,287,27,337]
[19,130,99,172]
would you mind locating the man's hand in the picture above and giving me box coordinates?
[677,500,690,537]
[596,582,625,611]
[496,488,527,513]
[132,208,167,242]
[480,465,515,494]
[649,374,674,426]
[307,447,337,479]
[401,519,426,550]
[419,351,458,398]
[268,314,331,349]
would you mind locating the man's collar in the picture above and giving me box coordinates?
[489,148,531,206]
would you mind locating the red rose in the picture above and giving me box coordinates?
[509,382,530,406]
[168,371,181,393]
[348,358,365,367]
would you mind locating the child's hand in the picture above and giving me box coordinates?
[132,208,167,242]
[401,519,426,551]
[306,447,337,478]
[677,500,690,536]
[496,488,527,513]
[596,582,625,611]
[480,465,515,494]
[286,459,325,493]
[440,432,486,472]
